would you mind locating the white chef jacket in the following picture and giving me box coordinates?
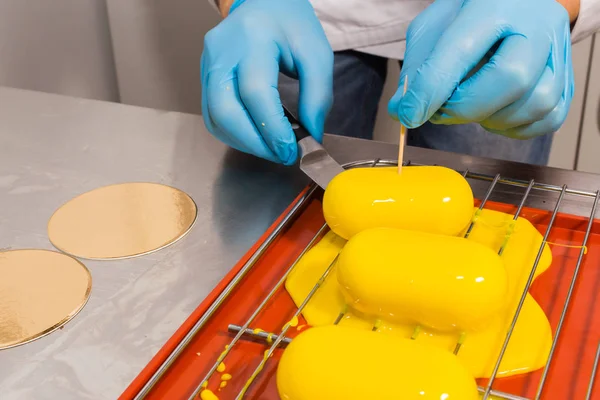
[211,0,600,60]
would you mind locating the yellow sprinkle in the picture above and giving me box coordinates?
[217,362,226,373]
[266,333,273,344]
[296,324,306,331]
[219,381,227,389]
[289,315,299,327]
[200,389,219,400]
[202,381,208,388]
[221,373,232,381]
[252,328,264,334]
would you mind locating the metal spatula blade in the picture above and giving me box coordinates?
[282,106,344,190]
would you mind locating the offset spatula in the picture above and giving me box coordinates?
[282,105,344,190]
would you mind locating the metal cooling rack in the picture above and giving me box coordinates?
[137,159,600,400]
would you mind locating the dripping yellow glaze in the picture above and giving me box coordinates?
[221,373,232,381]
[200,389,218,400]
[239,349,271,397]
[217,362,226,373]
[276,325,479,400]
[285,208,552,379]
[288,315,299,327]
[337,227,507,332]
[285,231,347,326]
[322,166,474,239]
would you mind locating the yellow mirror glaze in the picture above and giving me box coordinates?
[277,325,479,400]
[285,231,347,326]
[285,208,552,379]
[322,166,474,239]
[337,227,507,332]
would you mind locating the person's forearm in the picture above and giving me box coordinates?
[556,0,580,23]
[218,0,236,17]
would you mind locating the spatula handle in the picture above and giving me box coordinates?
[282,105,310,142]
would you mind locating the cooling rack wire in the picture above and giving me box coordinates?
[136,159,600,400]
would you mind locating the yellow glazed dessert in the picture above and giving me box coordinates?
[337,227,508,332]
[322,166,474,239]
[285,208,552,379]
[276,325,479,400]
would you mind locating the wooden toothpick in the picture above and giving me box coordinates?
[398,77,409,174]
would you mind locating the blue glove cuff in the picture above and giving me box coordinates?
[228,0,247,14]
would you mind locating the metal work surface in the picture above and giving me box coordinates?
[0,87,306,400]
[1,86,600,399]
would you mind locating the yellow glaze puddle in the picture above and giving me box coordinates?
[221,373,232,381]
[285,207,552,379]
[200,389,219,400]
[217,362,226,373]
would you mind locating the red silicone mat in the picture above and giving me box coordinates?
[122,192,600,400]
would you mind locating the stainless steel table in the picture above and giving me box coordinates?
[1,87,600,400]
[0,87,309,400]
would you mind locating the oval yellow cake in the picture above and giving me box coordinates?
[276,325,479,400]
[337,227,508,332]
[322,166,474,239]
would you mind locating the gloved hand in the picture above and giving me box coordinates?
[201,0,333,165]
[388,0,575,139]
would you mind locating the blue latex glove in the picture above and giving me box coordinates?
[201,0,333,165]
[388,0,575,139]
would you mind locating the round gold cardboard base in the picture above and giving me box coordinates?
[0,249,92,350]
[48,183,197,260]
